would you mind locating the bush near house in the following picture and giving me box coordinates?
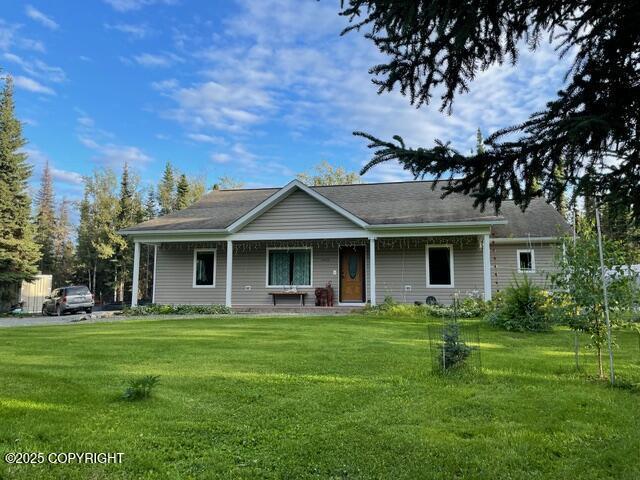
[122,304,231,316]
[364,295,489,318]
[486,276,554,332]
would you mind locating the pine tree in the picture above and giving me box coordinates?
[143,187,156,221]
[52,198,75,286]
[475,128,485,155]
[33,160,56,274]
[175,174,190,210]
[344,1,640,221]
[157,162,175,215]
[0,76,40,308]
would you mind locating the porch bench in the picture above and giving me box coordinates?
[268,292,307,306]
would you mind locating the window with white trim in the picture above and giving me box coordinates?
[193,249,216,287]
[426,245,454,287]
[267,248,312,287]
[517,249,535,273]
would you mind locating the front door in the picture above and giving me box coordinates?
[340,246,365,303]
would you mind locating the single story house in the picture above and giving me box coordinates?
[121,179,570,307]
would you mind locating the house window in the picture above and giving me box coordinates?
[426,245,454,287]
[193,249,216,287]
[517,249,535,273]
[267,248,312,287]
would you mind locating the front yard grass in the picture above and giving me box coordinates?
[0,315,638,479]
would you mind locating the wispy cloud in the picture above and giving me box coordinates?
[104,23,152,39]
[186,133,225,144]
[3,53,66,83]
[13,75,55,95]
[24,146,84,197]
[0,19,45,52]
[76,113,153,167]
[25,5,59,30]
[103,0,178,12]
[128,52,183,68]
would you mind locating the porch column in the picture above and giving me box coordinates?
[225,240,233,307]
[482,234,492,301]
[151,244,158,304]
[131,241,141,307]
[369,237,377,306]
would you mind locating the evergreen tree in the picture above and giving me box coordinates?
[157,162,175,215]
[175,174,190,210]
[0,76,40,308]
[52,198,75,286]
[33,160,56,274]
[342,2,640,221]
[143,187,156,221]
[475,128,485,155]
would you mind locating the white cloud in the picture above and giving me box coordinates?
[51,167,83,186]
[3,53,66,83]
[13,75,54,95]
[23,146,84,197]
[75,113,153,167]
[25,5,59,30]
[187,133,225,144]
[104,23,152,39]
[211,152,231,164]
[0,19,45,53]
[103,0,178,12]
[79,135,153,166]
[131,52,183,68]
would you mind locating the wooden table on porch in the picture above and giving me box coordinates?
[268,291,307,306]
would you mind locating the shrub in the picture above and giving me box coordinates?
[487,276,553,332]
[122,375,160,401]
[363,295,489,318]
[122,304,231,316]
[438,322,472,371]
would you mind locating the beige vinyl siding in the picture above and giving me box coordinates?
[490,243,558,294]
[240,190,364,233]
[375,242,485,305]
[231,244,369,305]
[154,245,226,304]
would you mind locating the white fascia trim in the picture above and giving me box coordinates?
[492,237,560,244]
[192,248,217,288]
[231,230,371,241]
[367,220,507,229]
[226,179,368,232]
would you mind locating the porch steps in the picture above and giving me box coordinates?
[231,306,364,315]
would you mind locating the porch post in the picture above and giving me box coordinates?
[482,234,492,301]
[131,241,141,307]
[151,244,158,304]
[225,240,233,307]
[369,237,377,306]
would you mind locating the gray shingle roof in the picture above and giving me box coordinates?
[122,180,570,238]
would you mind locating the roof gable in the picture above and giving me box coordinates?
[227,180,367,232]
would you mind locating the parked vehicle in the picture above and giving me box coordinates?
[42,286,94,316]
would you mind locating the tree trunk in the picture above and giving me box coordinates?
[596,344,604,378]
[92,262,97,296]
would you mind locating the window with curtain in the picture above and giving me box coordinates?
[268,249,311,286]
[194,250,216,286]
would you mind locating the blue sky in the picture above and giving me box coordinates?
[1,0,572,204]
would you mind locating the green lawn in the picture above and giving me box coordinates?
[0,315,638,479]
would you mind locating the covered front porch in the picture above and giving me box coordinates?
[130,231,493,308]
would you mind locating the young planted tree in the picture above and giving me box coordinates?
[0,76,40,308]
[550,220,637,378]
[33,160,56,275]
[297,160,361,186]
[340,1,640,221]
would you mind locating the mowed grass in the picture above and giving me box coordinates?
[0,315,638,480]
